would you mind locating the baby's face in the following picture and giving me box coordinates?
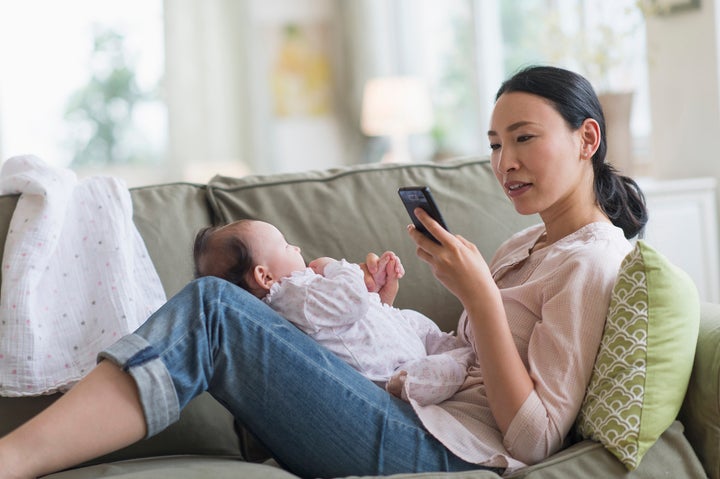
[246,221,306,281]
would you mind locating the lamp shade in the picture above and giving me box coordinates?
[361,76,434,136]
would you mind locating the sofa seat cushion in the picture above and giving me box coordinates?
[0,393,243,468]
[508,421,705,478]
[44,456,298,479]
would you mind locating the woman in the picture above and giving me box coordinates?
[0,66,646,478]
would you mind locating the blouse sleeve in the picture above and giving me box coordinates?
[267,260,369,333]
[501,249,623,464]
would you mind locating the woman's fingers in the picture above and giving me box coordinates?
[413,208,453,245]
[364,252,380,273]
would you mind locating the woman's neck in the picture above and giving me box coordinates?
[538,207,611,250]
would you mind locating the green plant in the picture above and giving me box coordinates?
[64,27,159,167]
[543,2,645,92]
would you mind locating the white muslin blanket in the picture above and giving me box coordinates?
[0,155,166,396]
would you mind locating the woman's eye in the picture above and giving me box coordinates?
[517,135,533,142]
[489,143,501,151]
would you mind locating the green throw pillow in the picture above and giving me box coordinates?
[576,240,700,470]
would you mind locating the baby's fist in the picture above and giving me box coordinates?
[382,252,405,280]
[309,257,335,275]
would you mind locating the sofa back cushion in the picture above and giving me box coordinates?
[0,195,18,286]
[206,157,538,332]
[680,301,720,479]
[130,182,213,298]
[0,182,212,299]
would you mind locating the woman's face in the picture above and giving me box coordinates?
[488,91,591,218]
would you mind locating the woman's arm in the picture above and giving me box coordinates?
[411,211,627,464]
[501,254,620,463]
[408,208,533,433]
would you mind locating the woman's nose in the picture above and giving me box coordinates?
[495,150,519,174]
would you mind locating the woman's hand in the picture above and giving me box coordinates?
[407,208,493,305]
[359,253,382,292]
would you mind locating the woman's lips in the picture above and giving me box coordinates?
[505,181,532,198]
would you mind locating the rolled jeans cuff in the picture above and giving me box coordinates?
[98,333,180,438]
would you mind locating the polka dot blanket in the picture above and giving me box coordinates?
[0,155,166,396]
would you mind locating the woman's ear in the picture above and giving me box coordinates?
[579,118,601,159]
[252,265,274,292]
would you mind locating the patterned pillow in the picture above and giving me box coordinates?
[575,240,700,470]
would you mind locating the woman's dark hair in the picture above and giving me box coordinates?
[193,222,256,291]
[495,65,648,239]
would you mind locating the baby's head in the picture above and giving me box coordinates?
[193,219,305,298]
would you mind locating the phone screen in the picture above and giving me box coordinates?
[398,186,449,244]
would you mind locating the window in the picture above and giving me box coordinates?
[411,0,650,168]
[0,0,165,184]
[0,2,652,181]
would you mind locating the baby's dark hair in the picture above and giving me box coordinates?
[193,220,256,292]
[496,65,648,239]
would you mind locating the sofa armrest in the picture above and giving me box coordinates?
[679,301,720,479]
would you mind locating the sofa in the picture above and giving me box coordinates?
[0,157,717,478]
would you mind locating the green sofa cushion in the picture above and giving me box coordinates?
[576,241,700,470]
[130,182,213,298]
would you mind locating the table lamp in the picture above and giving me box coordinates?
[361,76,434,163]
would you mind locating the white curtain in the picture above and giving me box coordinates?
[163,0,252,179]
[332,0,430,164]
[163,0,454,174]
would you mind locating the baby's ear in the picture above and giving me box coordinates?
[252,264,274,292]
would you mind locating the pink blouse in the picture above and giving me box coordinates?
[409,222,633,473]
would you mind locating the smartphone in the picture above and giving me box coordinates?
[398,186,450,244]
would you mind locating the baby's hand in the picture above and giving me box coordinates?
[382,252,405,281]
[309,257,335,275]
[360,251,404,294]
[377,252,404,305]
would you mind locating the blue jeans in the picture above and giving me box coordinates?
[100,277,492,478]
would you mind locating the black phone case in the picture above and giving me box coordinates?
[398,186,449,243]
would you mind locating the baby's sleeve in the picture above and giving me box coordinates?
[270,261,370,332]
[397,346,474,406]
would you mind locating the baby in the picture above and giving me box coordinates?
[193,219,474,405]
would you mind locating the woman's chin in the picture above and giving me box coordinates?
[510,202,538,216]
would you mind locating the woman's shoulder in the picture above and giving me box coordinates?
[547,223,633,278]
[491,222,632,272]
[553,222,631,257]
